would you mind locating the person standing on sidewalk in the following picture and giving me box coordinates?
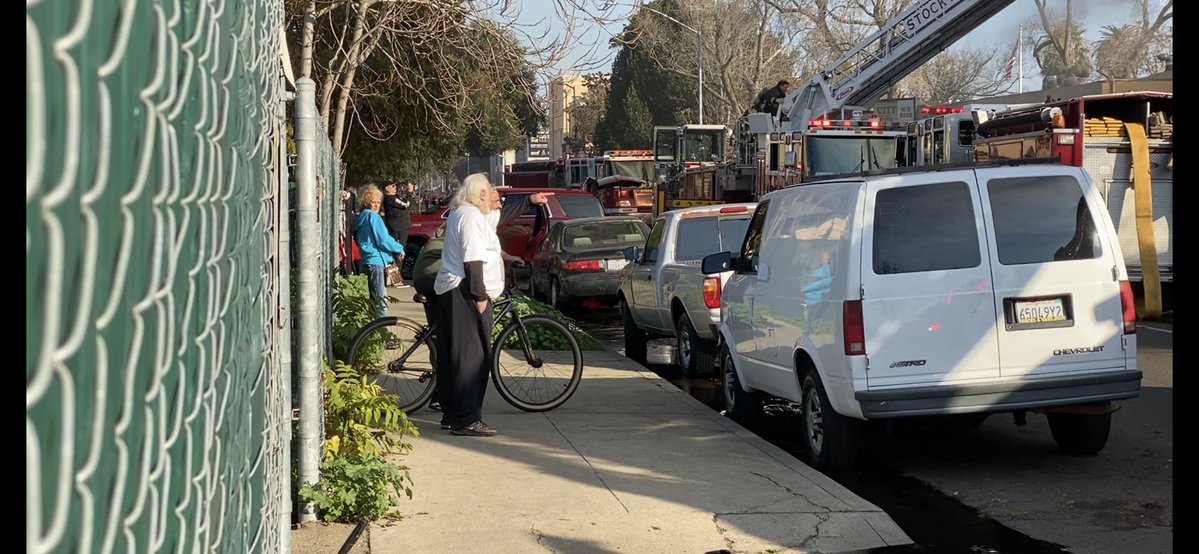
[433,174,505,437]
[381,179,413,265]
[413,189,552,414]
[355,185,408,318]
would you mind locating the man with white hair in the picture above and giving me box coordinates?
[433,173,507,436]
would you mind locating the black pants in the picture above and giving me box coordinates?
[435,282,493,428]
[388,220,410,251]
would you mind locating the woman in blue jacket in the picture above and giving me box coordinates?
[355,184,408,318]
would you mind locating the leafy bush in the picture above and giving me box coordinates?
[322,361,418,458]
[299,361,419,523]
[332,273,385,363]
[492,295,603,351]
[298,452,413,523]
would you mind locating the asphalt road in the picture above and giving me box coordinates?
[568,305,1173,554]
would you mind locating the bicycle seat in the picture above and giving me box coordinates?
[412,293,428,304]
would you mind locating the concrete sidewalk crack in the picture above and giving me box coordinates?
[750,470,834,512]
[712,514,737,552]
[547,415,630,513]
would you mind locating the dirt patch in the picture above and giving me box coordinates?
[291,521,370,554]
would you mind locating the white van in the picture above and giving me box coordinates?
[702,161,1141,471]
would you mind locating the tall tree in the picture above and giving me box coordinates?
[1092,0,1173,80]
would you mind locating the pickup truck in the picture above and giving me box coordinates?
[616,203,756,376]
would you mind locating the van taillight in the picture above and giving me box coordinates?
[843,300,865,355]
[1119,280,1137,334]
[702,277,721,308]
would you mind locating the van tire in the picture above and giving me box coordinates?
[1048,412,1111,455]
[622,299,648,366]
[720,345,762,423]
[801,371,858,472]
[676,314,714,377]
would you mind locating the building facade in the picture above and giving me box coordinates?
[548,74,588,160]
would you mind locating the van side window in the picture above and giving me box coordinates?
[873,182,981,274]
[738,201,771,272]
[987,176,1102,264]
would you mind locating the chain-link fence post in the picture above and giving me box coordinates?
[293,77,322,523]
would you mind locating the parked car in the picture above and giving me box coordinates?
[702,161,1141,472]
[528,216,651,308]
[495,187,606,282]
[617,203,756,376]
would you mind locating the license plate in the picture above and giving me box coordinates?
[607,259,628,271]
[1015,298,1066,324]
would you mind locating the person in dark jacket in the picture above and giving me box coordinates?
[753,79,792,116]
[381,179,414,251]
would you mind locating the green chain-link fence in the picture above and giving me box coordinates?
[25,0,312,552]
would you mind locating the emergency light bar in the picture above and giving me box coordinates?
[920,106,964,115]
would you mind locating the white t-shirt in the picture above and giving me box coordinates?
[433,204,505,299]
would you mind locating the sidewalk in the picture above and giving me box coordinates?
[370,289,913,553]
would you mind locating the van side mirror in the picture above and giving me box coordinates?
[701,251,733,275]
[623,245,641,262]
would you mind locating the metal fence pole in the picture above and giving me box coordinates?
[294,77,322,523]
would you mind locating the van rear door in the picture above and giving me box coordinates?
[975,166,1128,377]
[861,171,1002,387]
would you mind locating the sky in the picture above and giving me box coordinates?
[514,0,1155,92]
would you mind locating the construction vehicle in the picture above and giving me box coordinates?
[971,91,1173,317]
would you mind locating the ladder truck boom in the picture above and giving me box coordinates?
[781,0,1016,128]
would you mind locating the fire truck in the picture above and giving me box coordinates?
[651,124,730,215]
[649,0,1019,212]
[970,91,1174,316]
[587,149,657,222]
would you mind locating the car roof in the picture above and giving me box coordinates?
[668,202,758,218]
[499,187,593,195]
[559,215,644,225]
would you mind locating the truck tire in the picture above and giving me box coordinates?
[720,345,761,423]
[676,313,714,377]
[1048,412,1111,455]
[801,371,858,472]
[622,299,648,366]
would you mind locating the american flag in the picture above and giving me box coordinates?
[1003,40,1019,81]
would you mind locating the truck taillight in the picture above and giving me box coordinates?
[702,277,721,308]
[843,300,865,355]
[564,260,602,271]
[1119,280,1137,334]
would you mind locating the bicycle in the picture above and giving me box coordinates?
[347,273,584,413]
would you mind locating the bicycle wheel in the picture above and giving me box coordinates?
[491,315,583,412]
[348,316,437,413]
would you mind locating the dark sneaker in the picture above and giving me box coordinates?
[428,400,443,412]
[440,420,450,430]
[450,421,497,437]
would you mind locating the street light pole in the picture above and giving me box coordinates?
[640,6,703,124]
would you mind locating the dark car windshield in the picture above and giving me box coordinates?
[555,194,605,218]
[675,216,752,261]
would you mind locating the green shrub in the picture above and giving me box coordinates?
[322,361,418,458]
[492,295,604,351]
[298,452,413,523]
[332,274,385,363]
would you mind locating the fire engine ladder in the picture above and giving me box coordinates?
[782,0,1016,127]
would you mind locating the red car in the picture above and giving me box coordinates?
[496,187,605,282]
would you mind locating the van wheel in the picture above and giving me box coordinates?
[801,371,858,472]
[675,314,714,377]
[1048,412,1111,455]
[720,345,761,423]
[622,299,648,366]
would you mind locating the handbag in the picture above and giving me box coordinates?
[385,262,403,287]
